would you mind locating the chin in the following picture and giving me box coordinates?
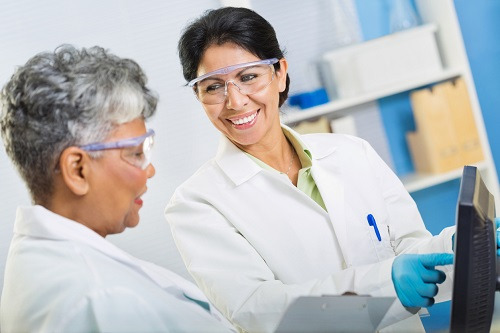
[124,215,141,229]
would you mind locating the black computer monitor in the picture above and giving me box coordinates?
[450,165,499,332]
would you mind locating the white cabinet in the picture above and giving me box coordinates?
[280,0,500,207]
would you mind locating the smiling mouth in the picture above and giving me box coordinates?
[229,111,258,125]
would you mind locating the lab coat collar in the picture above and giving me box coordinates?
[15,205,111,247]
[13,205,208,299]
[214,127,348,263]
[292,138,337,162]
[215,135,263,186]
[281,123,338,161]
[215,124,338,186]
[14,205,158,270]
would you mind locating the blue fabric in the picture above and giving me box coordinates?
[183,293,211,313]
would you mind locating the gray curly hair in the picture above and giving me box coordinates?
[0,44,158,205]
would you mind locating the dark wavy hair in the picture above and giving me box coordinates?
[178,6,290,107]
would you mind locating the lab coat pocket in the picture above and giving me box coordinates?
[368,222,396,261]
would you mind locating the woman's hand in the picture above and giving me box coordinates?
[391,253,454,308]
[496,217,500,256]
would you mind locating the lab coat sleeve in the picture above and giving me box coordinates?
[167,192,407,333]
[362,139,455,303]
[54,288,169,332]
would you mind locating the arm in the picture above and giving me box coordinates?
[55,288,169,332]
[56,287,229,333]
[167,194,406,333]
[362,139,454,256]
[362,139,454,304]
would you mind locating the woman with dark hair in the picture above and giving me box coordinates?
[166,7,455,333]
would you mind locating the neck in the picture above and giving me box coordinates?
[237,131,296,175]
[48,180,106,237]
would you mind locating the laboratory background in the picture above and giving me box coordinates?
[0,0,499,331]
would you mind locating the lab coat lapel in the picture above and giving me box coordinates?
[309,148,351,265]
[215,135,262,186]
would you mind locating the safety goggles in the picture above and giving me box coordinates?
[188,58,279,105]
[80,129,155,170]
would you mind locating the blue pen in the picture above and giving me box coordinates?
[367,214,381,241]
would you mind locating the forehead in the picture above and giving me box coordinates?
[198,43,260,77]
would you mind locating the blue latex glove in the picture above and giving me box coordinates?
[496,217,500,256]
[392,253,454,308]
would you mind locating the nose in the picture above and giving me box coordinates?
[146,163,155,178]
[225,81,248,109]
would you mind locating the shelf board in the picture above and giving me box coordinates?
[401,161,488,193]
[281,67,463,124]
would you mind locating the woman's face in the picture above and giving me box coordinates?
[88,118,155,237]
[196,43,288,149]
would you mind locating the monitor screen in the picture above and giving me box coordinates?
[450,165,498,332]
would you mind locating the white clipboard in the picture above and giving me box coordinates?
[274,295,396,333]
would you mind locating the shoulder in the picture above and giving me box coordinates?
[302,131,366,144]
[300,132,372,156]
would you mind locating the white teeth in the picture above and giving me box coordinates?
[231,112,256,125]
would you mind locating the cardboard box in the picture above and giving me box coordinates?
[293,117,331,135]
[407,86,462,173]
[406,78,483,174]
[442,78,484,164]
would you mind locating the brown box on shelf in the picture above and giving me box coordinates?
[293,116,332,135]
[442,78,484,164]
[407,83,462,173]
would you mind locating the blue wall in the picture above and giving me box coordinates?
[455,0,500,176]
[355,0,500,331]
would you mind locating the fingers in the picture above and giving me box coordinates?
[419,253,454,268]
[418,283,439,298]
[392,254,452,308]
[419,267,447,284]
[496,218,500,249]
[403,277,441,307]
[400,287,436,307]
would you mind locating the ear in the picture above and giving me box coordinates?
[277,58,288,93]
[58,147,91,196]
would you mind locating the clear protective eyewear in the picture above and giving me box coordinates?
[188,58,279,105]
[80,129,155,170]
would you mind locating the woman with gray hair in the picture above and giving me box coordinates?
[0,45,232,332]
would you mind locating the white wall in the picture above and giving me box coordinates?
[0,0,222,292]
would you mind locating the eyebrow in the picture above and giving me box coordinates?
[198,65,261,83]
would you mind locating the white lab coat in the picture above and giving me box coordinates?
[165,127,455,333]
[0,205,234,333]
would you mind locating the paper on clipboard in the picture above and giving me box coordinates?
[274,295,396,333]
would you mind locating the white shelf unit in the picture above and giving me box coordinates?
[281,67,462,124]
[281,0,500,207]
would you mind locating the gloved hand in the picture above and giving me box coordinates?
[392,253,454,308]
[496,217,500,256]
